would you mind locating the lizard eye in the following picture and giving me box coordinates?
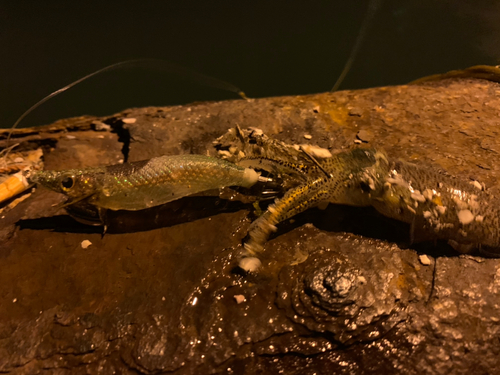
[359,181,371,193]
[61,176,75,190]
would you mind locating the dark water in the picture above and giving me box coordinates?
[1,0,498,129]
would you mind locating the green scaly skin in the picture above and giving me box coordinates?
[244,149,389,256]
[216,127,500,266]
[373,160,500,251]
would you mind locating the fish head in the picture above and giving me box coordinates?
[28,169,102,202]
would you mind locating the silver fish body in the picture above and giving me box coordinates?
[30,154,260,211]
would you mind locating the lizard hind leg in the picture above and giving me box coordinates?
[241,177,331,271]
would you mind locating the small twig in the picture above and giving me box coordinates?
[426,257,438,305]
[300,146,333,178]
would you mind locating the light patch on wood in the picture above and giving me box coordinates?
[233,294,246,304]
[300,144,332,158]
[81,240,92,249]
[470,180,483,191]
[419,254,432,266]
[239,257,261,272]
[458,209,474,225]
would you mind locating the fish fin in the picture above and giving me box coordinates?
[57,193,95,210]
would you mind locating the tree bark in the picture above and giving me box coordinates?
[1,68,500,374]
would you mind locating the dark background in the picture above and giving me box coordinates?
[1,0,499,129]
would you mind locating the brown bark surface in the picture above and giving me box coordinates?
[1,72,500,374]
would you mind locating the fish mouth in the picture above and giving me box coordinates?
[55,192,96,210]
[27,170,61,192]
[23,168,38,184]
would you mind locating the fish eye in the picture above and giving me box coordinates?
[61,176,74,190]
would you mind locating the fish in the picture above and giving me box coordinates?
[28,154,263,221]
[2,0,380,213]
[0,58,250,207]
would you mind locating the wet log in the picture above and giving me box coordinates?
[1,67,500,374]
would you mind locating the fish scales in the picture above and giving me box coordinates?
[99,155,257,210]
[30,154,259,211]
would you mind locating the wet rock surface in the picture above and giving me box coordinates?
[1,73,500,374]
